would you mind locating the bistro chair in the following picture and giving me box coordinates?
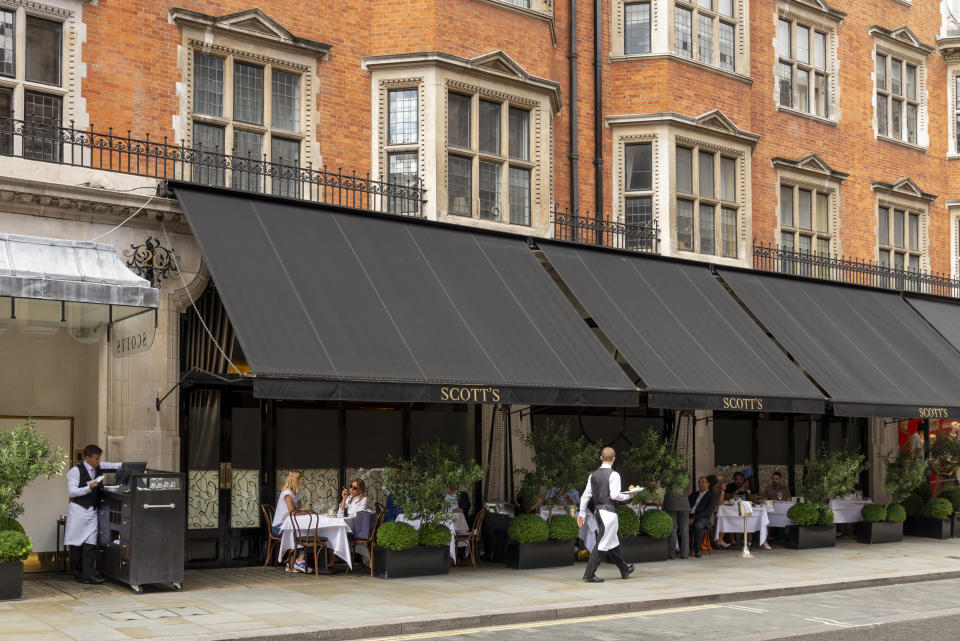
[261,504,282,569]
[354,509,386,576]
[289,509,331,579]
[455,507,486,570]
[375,501,385,515]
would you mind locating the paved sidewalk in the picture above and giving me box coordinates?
[5,537,960,641]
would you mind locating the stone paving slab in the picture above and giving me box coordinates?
[4,537,960,641]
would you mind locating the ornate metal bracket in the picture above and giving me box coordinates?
[124,236,178,288]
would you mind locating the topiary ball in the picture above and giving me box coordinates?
[640,509,674,539]
[507,513,549,543]
[548,514,579,541]
[376,521,419,551]
[861,504,886,523]
[0,517,24,534]
[418,523,452,547]
[902,494,924,517]
[786,502,819,526]
[937,487,960,512]
[817,506,834,526]
[886,503,907,523]
[0,530,31,562]
[617,505,640,538]
[923,497,953,520]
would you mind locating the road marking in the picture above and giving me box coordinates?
[804,616,861,628]
[723,604,768,613]
[367,604,720,640]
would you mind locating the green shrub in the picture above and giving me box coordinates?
[507,513,549,543]
[548,514,579,541]
[617,505,640,538]
[418,523,451,547]
[861,504,886,523]
[902,494,924,517]
[937,487,960,512]
[913,482,932,501]
[0,517,24,533]
[817,506,834,526]
[639,509,673,539]
[0,530,31,562]
[786,502,819,526]
[924,497,953,520]
[886,503,907,523]
[376,521,419,551]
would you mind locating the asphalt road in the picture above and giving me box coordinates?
[366,578,960,641]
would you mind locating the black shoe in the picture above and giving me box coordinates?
[694,551,702,558]
[81,576,105,585]
[583,576,604,583]
[621,564,635,579]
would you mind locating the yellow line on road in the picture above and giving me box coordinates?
[367,604,720,640]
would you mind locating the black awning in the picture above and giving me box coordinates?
[172,184,637,406]
[906,296,960,354]
[538,243,824,413]
[721,270,960,418]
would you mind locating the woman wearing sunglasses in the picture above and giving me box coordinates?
[338,478,368,517]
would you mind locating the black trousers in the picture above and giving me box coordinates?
[70,544,97,581]
[583,511,629,579]
[690,517,710,553]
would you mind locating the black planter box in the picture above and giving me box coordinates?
[857,521,903,544]
[620,536,669,563]
[506,539,574,570]
[952,512,960,538]
[0,562,23,601]
[785,525,836,550]
[904,516,952,540]
[373,545,450,579]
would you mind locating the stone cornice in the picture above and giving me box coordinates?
[169,7,331,59]
[605,111,760,146]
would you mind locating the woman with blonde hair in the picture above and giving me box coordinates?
[338,477,368,517]
[271,471,311,573]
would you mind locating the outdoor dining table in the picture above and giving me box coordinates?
[766,501,794,528]
[278,513,353,570]
[715,503,769,546]
[829,498,872,523]
[396,512,469,561]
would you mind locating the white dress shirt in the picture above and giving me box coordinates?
[578,463,632,518]
[338,495,368,518]
[690,490,708,514]
[64,459,121,546]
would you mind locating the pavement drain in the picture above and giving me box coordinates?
[103,607,209,622]
[103,611,146,622]
[137,609,177,619]
[169,606,210,617]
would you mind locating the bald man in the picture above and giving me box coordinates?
[577,447,640,582]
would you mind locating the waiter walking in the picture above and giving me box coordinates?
[65,444,120,584]
[578,446,639,583]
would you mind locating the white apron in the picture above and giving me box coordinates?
[597,509,619,552]
[64,502,98,546]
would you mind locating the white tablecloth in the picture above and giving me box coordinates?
[766,502,794,528]
[715,504,769,546]
[396,512,469,561]
[829,499,873,524]
[278,514,353,569]
[538,507,597,550]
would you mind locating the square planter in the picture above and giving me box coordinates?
[857,521,903,544]
[0,561,23,601]
[952,512,960,539]
[373,545,450,579]
[904,516,952,540]
[505,539,574,570]
[785,525,836,550]
[620,536,669,563]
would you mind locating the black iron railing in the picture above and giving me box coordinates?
[551,206,660,254]
[0,117,425,216]
[754,241,960,298]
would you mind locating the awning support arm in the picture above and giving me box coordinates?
[155,366,242,411]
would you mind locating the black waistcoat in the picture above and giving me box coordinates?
[71,463,102,509]
[591,467,615,513]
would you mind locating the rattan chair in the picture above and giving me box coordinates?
[354,509,386,576]
[289,509,331,578]
[261,504,282,569]
[454,508,486,570]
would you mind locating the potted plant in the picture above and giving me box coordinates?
[905,496,953,540]
[0,526,30,601]
[506,513,574,569]
[937,486,960,537]
[515,420,600,515]
[618,505,670,563]
[860,448,926,544]
[787,443,866,549]
[622,428,689,554]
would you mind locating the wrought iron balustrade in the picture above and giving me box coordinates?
[551,206,660,254]
[0,117,425,216]
[753,241,960,299]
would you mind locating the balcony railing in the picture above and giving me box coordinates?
[0,117,425,216]
[754,241,960,299]
[551,206,660,254]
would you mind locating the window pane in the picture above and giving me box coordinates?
[877,94,887,137]
[698,14,713,65]
[675,7,693,58]
[625,142,652,191]
[816,238,829,256]
[272,70,300,132]
[798,235,811,254]
[721,207,737,258]
[778,19,791,59]
[506,0,530,5]
[0,86,11,154]
[879,251,890,267]
[781,231,794,252]
[698,151,714,198]
[719,0,734,18]
[814,73,827,118]
[625,196,653,250]
[906,103,917,144]
[815,193,829,233]
[780,185,794,227]
[698,0,712,8]
[890,59,902,95]
[720,156,736,202]
[876,54,886,90]
[508,107,529,160]
[719,22,735,71]
[891,99,902,139]
[624,2,651,55]
[878,207,889,246]
[25,16,60,85]
[798,189,812,230]
[894,252,904,271]
[509,166,531,226]
[676,146,693,193]
[22,91,61,161]
[448,154,472,216]
[909,213,919,251]
[448,93,470,149]
[909,254,919,272]
[194,53,224,118]
[233,62,264,125]
[388,89,417,145]
[797,26,810,64]
[779,62,793,108]
[814,32,826,70]
[0,10,13,77]
[271,137,300,198]
[387,151,418,214]
[478,100,500,155]
[232,130,263,192]
[677,200,694,250]
[905,64,916,100]
[894,209,905,248]
[699,204,715,255]
[192,122,225,186]
[479,160,501,220]
[797,68,809,113]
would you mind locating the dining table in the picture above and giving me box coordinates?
[277,513,353,570]
[765,499,872,528]
[714,503,769,546]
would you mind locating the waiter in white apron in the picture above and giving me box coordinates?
[65,444,120,584]
[578,446,639,583]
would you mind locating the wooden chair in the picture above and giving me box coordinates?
[455,508,486,570]
[374,501,385,515]
[354,509,386,576]
[289,509,331,578]
[261,504,282,569]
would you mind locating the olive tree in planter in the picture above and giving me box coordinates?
[622,429,689,551]
[860,448,926,544]
[618,505,670,563]
[515,420,600,515]
[787,443,866,550]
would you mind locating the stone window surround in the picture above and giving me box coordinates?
[609,0,751,81]
[949,200,960,279]
[871,178,935,271]
[870,26,933,150]
[607,111,757,266]
[773,0,846,124]
[937,37,960,157]
[772,154,848,257]
[363,51,561,235]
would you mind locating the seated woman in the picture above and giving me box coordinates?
[338,478,368,517]
[271,471,311,573]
